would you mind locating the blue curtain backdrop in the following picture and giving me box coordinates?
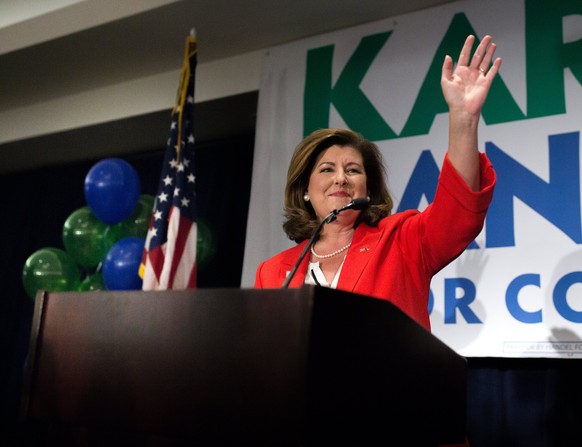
[1,132,581,446]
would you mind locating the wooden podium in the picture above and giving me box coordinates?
[21,286,467,445]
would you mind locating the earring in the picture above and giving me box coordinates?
[303,194,310,202]
[367,195,370,202]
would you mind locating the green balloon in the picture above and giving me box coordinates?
[197,218,216,270]
[109,194,155,241]
[22,248,81,300]
[62,206,110,268]
[78,272,106,292]
[103,225,121,255]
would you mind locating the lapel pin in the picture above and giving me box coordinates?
[360,246,370,252]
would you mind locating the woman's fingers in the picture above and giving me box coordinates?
[441,54,454,81]
[485,57,503,81]
[470,35,493,70]
[457,34,475,67]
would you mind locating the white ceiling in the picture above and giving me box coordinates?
[0,0,82,28]
[0,0,455,172]
[0,0,455,58]
[0,0,455,106]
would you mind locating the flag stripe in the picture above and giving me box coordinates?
[171,217,197,288]
[140,34,198,291]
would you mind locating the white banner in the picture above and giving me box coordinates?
[242,0,582,358]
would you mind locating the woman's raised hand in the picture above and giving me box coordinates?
[441,34,502,118]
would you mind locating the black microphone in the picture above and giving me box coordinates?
[326,197,370,223]
[281,197,369,288]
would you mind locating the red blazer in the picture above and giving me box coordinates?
[254,153,496,330]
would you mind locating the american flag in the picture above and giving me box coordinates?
[140,33,198,290]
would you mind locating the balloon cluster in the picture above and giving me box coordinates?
[22,159,149,299]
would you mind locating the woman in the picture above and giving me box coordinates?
[254,35,500,331]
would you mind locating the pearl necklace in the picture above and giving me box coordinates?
[311,242,351,259]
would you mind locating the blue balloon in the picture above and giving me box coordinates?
[102,237,144,290]
[84,158,141,225]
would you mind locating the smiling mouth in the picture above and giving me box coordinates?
[330,191,350,197]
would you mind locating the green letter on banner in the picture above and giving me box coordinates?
[304,31,397,140]
[526,0,582,118]
[400,13,525,137]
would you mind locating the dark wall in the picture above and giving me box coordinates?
[0,132,255,442]
[467,357,582,446]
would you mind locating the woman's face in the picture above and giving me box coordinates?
[307,144,368,222]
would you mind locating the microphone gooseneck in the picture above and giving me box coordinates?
[326,197,370,223]
[281,197,370,288]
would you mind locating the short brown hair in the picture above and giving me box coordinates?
[283,128,393,242]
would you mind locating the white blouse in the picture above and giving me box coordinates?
[304,256,346,288]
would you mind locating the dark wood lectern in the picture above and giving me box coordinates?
[21,286,467,445]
